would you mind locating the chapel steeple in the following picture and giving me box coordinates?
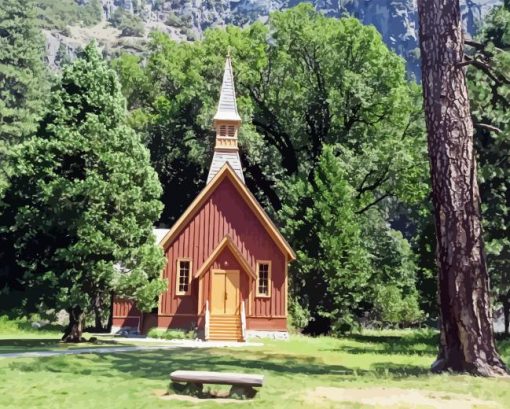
[206,55,245,184]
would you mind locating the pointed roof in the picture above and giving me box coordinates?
[195,236,256,279]
[207,150,244,184]
[213,56,241,122]
[160,163,296,261]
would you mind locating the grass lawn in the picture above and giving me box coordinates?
[0,330,509,408]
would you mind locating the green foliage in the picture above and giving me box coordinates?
[467,3,510,317]
[36,0,103,30]
[0,0,49,147]
[288,297,311,331]
[282,146,372,332]
[147,327,196,340]
[110,4,428,330]
[111,8,144,37]
[0,43,166,319]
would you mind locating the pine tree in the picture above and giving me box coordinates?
[0,43,166,341]
[0,0,48,147]
[417,0,507,375]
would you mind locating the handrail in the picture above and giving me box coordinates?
[205,300,210,341]
[241,300,246,342]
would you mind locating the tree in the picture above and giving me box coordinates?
[466,3,510,336]
[0,0,48,147]
[113,5,429,332]
[281,146,372,333]
[417,0,508,375]
[0,43,166,341]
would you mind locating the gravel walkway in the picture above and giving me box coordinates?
[0,345,180,359]
[0,339,263,359]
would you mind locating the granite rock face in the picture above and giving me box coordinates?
[48,1,502,73]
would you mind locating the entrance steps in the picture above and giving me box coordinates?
[208,315,243,341]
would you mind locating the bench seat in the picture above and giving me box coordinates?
[170,370,264,387]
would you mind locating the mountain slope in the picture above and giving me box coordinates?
[45,0,501,74]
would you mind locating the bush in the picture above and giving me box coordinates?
[0,315,64,334]
[111,8,145,37]
[147,328,196,340]
[165,12,185,28]
[288,297,311,332]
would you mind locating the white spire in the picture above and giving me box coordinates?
[207,54,244,184]
[213,56,241,122]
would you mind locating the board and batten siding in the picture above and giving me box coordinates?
[160,176,287,328]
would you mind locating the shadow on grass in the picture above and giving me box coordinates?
[0,338,124,354]
[327,331,440,357]
[8,346,431,381]
[0,338,62,353]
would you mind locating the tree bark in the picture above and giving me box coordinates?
[93,293,105,332]
[417,0,508,376]
[503,299,510,337]
[62,306,85,343]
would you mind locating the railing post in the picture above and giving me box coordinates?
[241,300,246,342]
[205,300,210,341]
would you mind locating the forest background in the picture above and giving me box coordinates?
[0,0,509,337]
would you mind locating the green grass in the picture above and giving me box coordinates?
[0,329,509,408]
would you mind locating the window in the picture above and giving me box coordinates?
[176,259,191,295]
[256,261,271,297]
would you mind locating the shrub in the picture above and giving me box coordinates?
[147,328,196,340]
[165,12,185,28]
[111,8,145,37]
[288,297,311,332]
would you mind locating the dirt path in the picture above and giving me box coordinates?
[307,386,500,409]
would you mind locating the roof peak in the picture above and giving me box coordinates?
[213,56,241,122]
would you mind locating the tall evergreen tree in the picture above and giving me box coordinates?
[418,0,507,375]
[0,43,166,341]
[0,0,48,147]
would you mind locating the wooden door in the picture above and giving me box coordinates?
[211,270,239,315]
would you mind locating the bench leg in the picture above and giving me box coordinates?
[169,382,204,397]
[229,385,258,399]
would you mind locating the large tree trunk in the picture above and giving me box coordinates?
[62,306,85,343]
[417,0,508,376]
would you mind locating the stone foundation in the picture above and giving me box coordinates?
[246,330,289,340]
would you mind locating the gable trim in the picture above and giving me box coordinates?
[194,235,257,280]
[160,163,296,260]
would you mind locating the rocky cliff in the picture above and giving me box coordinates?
[46,0,502,74]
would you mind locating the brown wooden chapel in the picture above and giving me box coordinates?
[112,56,295,341]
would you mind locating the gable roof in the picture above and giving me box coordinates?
[195,235,256,279]
[160,163,296,261]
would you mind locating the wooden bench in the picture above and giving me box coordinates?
[169,370,264,399]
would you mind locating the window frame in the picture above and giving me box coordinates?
[256,260,272,298]
[175,258,192,296]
